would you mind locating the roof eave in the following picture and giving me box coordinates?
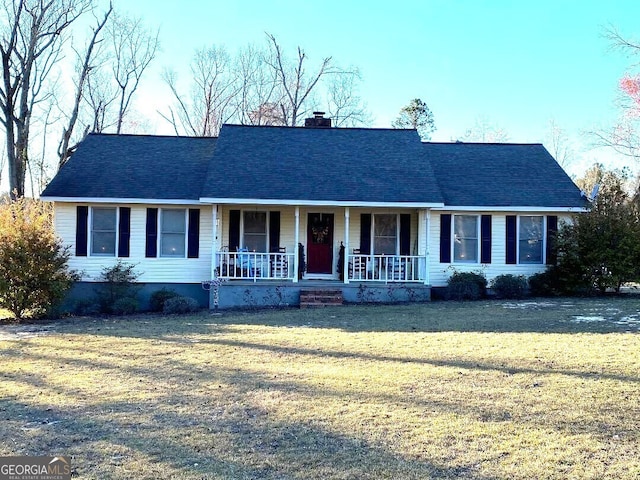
[431,205,588,213]
[199,197,445,208]
[41,196,203,205]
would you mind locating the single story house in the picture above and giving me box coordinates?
[41,114,587,308]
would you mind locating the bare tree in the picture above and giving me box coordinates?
[458,116,510,143]
[82,64,116,132]
[160,35,367,135]
[161,45,239,136]
[0,0,93,197]
[58,4,112,168]
[544,118,573,168]
[0,142,6,188]
[247,102,286,126]
[326,68,371,127]
[265,33,334,126]
[590,121,640,162]
[233,44,282,126]
[108,11,158,134]
[590,26,640,161]
[29,94,59,192]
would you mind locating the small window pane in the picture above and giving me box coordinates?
[92,232,116,255]
[519,216,543,264]
[374,214,397,255]
[453,215,478,263]
[244,212,266,233]
[161,209,186,257]
[243,211,267,252]
[162,209,186,233]
[374,214,396,236]
[91,207,116,256]
[93,208,116,231]
[161,233,186,257]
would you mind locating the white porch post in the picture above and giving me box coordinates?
[293,206,300,283]
[344,207,350,284]
[425,209,431,285]
[211,205,218,279]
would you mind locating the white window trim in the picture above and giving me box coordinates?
[159,208,188,258]
[240,210,270,252]
[371,213,400,256]
[517,215,546,265]
[452,214,480,264]
[89,206,119,257]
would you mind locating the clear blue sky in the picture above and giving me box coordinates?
[94,1,640,174]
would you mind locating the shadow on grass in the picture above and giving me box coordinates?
[0,381,496,479]
[198,336,640,386]
[5,339,639,447]
[12,296,640,338]
[218,297,640,334]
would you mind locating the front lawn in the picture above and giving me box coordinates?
[1,298,639,479]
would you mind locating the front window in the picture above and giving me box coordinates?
[374,214,397,255]
[161,209,186,257]
[91,207,116,256]
[453,215,478,263]
[243,211,267,252]
[519,216,543,264]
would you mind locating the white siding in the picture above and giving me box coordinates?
[54,203,212,283]
[56,202,571,287]
[428,211,573,287]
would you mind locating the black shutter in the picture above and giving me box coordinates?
[439,214,451,263]
[400,214,411,255]
[145,208,158,258]
[480,214,492,264]
[118,207,131,257]
[75,206,88,257]
[506,215,517,264]
[269,211,281,252]
[187,208,200,258]
[229,210,241,250]
[546,215,558,265]
[360,213,371,254]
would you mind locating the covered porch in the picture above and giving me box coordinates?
[209,205,434,285]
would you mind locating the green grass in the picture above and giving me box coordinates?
[1,298,639,479]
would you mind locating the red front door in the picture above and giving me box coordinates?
[306,213,334,274]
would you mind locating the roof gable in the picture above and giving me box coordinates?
[41,134,216,201]
[200,125,444,205]
[426,142,585,208]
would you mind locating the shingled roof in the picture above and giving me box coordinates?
[42,134,217,201]
[41,125,585,209]
[200,125,444,205]
[426,142,585,208]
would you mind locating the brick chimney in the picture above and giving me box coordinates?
[304,111,331,128]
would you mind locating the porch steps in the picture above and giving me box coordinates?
[299,289,344,308]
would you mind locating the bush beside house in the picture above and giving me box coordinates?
[0,197,77,320]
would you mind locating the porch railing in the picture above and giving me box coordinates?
[215,251,426,283]
[215,251,296,282]
[347,254,425,283]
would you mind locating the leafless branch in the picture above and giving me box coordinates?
[58,3,112,168]
[109,11,159,134]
